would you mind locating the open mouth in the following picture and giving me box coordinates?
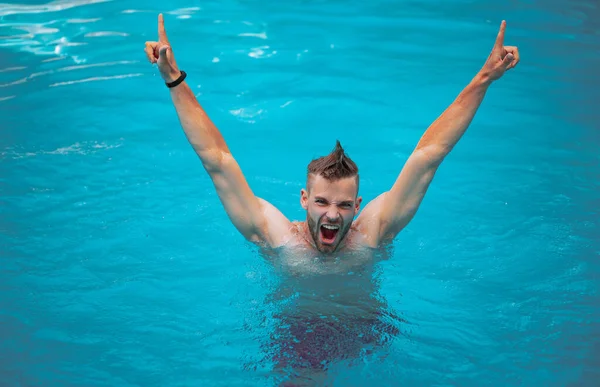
[319,224,340,244]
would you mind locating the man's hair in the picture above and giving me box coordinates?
[306,140,359,192]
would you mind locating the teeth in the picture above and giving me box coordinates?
[322,224,339,230]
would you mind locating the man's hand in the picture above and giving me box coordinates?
[480,20,520,82]
[144,13,181,83]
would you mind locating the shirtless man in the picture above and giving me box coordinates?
[145,14,518,257]
[145,13,519,382]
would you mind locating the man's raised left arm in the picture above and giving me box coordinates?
[358,20,519,243]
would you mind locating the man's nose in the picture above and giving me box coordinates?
[325,208,339,222]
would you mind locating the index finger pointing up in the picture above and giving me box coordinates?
[494,20,506,49]
[158,13,169,43]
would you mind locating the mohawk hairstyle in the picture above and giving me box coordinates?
[307,140,359,190]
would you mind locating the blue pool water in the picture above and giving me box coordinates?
[2,0,599,386]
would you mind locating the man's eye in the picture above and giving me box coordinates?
[315,199,326,204]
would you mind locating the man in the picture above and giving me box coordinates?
[145,15,519,258]
[145,13,519,382]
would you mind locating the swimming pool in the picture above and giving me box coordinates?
[2,0,599,385]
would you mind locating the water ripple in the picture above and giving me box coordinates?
[48,73,143,87]
[0,60,138,88]
[0,66,26,72]
[0,0,112,17]
[84,31,128,37]
[65,17,100,24]
[1,0,599,386]
[2,140,123,159]
[121,6,200,18]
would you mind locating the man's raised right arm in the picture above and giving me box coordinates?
[145,14,291,246]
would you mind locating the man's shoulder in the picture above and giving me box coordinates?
[350,217,381,249]
[261,215,304,249]
[255,198,295,246]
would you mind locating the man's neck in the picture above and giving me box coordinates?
[297,221,317,249]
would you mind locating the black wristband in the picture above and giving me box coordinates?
[166,70,186,88]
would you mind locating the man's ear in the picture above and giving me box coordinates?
[354,196,362,216]
[300,188,309,210]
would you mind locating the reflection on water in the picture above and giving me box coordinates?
[250,245,406,384]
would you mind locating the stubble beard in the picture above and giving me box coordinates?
[307,215,351,254]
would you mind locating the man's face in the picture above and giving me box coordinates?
[301,174,362,253]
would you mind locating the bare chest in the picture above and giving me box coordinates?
[271,228,374,274]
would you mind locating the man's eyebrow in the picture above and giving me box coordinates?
[313,197,353,204]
